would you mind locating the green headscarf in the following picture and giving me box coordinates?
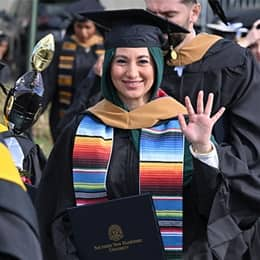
[101,47,164,151]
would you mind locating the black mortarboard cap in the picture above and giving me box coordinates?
[225,8,260,29]
[207,8,260,39]
[65,0,104,21]
[79,9,188,49]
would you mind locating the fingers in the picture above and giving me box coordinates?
[185,96,195,116]
[204,92,214,115]
[211,107,226,124]
[196,90,204,114]
[178,114,187,131]
[196,90,214,115]
[185,91,223,121]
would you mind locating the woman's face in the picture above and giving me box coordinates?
[73,20,96,44]
[110,47,155,110]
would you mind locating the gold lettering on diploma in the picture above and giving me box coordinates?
[94,239,143,252]
[93,224,144,253]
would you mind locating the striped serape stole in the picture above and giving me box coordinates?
[72,116,113,206]
[139,120,184,259]
[57,40,77,119]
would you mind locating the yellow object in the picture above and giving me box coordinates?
[31,33,55,72]
[88,97,187,129]
[167,33,222,66]
[0,143,26,191]
[0,123,8,132]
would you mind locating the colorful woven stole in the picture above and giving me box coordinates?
[72,116,113,205]
[139,121,184,259]
[57,39,77,119]
[72,115,184,258]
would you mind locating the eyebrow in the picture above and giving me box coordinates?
[114,54,150,59]
[146,8,178,16]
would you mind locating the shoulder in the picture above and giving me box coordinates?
[0,143,26,190]
[208,37,247,58]
[200,36,250,70]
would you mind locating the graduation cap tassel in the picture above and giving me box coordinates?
[165,45,178,66]
[165,24,178,66]
[208,0,228,25]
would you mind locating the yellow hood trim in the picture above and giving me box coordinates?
[169,33,222,66]
[88,97,187,129]
[0,143,26,191]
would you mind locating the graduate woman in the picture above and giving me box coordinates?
[36,9,225,260]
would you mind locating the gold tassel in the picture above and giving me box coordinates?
[166,46,177,66]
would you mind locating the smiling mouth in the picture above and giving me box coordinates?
[122,80,143,88]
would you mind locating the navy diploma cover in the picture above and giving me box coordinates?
[67,194,166,260]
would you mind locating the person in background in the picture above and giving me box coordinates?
[144,0,260,259]
[36,9,226,260]
[55,52,105,137]
[0,142,42,260]
[236,20,260,62]
[42,0,105,142]
[206,8,260,63]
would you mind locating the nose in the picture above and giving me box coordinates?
[126,62,139,78]
[80,28,89,36]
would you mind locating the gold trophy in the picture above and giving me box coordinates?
[4,33,55,134]
[31,33,55,72]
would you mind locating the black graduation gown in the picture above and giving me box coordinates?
[42,36,101,141]
[161,38,260,258]
[36,113,222,260]
[56,70,102,136]
[0,181,42,260]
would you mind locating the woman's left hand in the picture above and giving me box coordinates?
[178,90,225,153]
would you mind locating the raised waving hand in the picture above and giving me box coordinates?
[178,90,225,153]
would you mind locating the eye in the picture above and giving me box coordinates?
[147,9,176,19]
[114,58,127,64]
[138,58,151,65]
[160,12,177,19]
[165,13,176,18]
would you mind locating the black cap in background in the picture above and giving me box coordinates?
[206,8,260,39]
[225,8,260,29]
[65,0,104,22]
[79,9,189,49]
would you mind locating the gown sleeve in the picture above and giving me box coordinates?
[35,115,81,260]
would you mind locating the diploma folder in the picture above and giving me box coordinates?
[67,194,166,260]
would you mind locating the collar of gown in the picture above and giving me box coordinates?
[87,97,187,129]
[170,33,222,66]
